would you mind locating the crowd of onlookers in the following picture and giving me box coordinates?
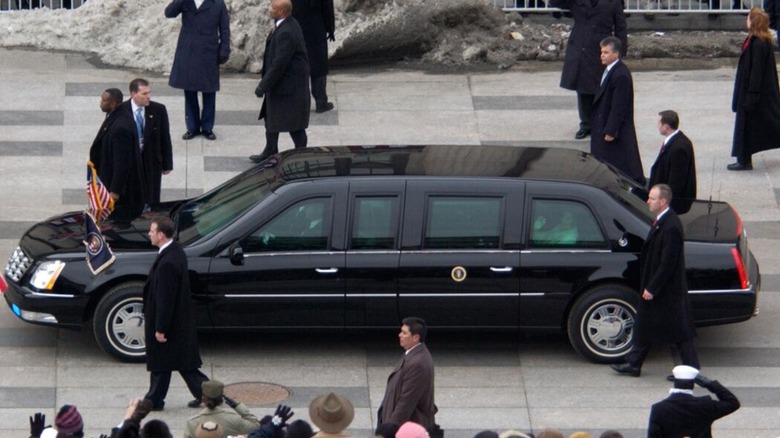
[27,383,629,438]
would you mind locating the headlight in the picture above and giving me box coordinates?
[29,261,66,290]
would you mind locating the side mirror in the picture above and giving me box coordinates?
[229,243,244,266]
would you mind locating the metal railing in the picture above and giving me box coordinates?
[0,0,86,11]
[494,0,761,13]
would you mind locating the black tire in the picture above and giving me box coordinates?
[93,282,146,362]
[567,284,638,364]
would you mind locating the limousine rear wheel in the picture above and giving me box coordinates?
[567,284,638,363]
[93,282,146,363]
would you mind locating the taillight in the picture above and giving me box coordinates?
[0,275,7,293]
[731,247,748,289]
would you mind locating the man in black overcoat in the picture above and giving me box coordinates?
[165,0,231,141]
[648,365,740,437]
[120,78,174,205]
[590,37,645,186]
[143,216,209,410]
[377,317,437,431]
[549,0,626,140]
[89,88,146,220]
[611,184,698,377]
[648,110,696,214]
[250,0,311,163]
[292,0,335,113]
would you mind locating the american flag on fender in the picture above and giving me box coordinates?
[86,161,114,223]
[83,211,116,275]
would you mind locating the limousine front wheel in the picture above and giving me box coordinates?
[93,282,147,363]
[567,285,638,363]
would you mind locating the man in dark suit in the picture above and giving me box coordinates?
[251,0,311,164]
[648,110,697,214]
[165,0,231,141]
[292,0,335,113]
[121,78,174,205]
[648,365,740,437]
[549,0,626,140]
[143,216,209,411]
[89,88,145,220]
[590,36,645,186]
[377,317,437,430]
[611,184,699,377]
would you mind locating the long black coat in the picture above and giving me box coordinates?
[88,108,145,213]
[635,209,697,346]
[143,241,202,372]
[165,0,231,93]
[648,131,697,214]
[120,101,173,204]
[292,0,335,78]
[731,36,780,158]
[378,343,437,430]
[590,60,645,185]
[257,17,311,133]
[550,0,627,95]
[648,380,740,438]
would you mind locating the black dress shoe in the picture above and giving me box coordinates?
[250,151,276,163]
[610,362,641,377]
[187,398,202,408]
[727,161,753,171]
[182,130,200,140]
[316,102,335,113]
[202,130,216,140]
[574,128,590,140]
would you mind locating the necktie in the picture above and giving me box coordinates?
[135,107,144,151]
[600,68,609,86]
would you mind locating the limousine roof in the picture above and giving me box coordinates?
[264,145,633,189]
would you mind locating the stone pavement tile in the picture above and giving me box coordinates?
[55,365,149,387]
[525,387,661,409]
[213,366,368,387]
[729,387,780,407]
[438,407,531,429]
[529,407,649,430]
[0,367,55,387]
[436,387,528,408]
[204,156,261,173]
[56,387,153,409]
[0,110,63,126]
[473,95,573,111]
[0,126,65,142]
[761,273,780,291]
[200,343,368,368]
[689,367,780,387]
[746,239,780,275]
[522,365,674,389]
[278,386,369,407]
[474,109,580,143]
[0,221,37,239]
[716,407,780,430]
[337,85,473,112]
[698,347,780,367]
[0,142,62,156]
[337,110,481,145]
[0,346,56,366]
[0,387,54,408]
[65,81,179,97]
[468,70,569,97]
[695,294,778,348]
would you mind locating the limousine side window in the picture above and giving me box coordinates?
[424,196,502,249]
[351,197,398,250]
[243,198,332,252]
[529,199,606,248]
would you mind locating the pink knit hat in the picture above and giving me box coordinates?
[396,422,429,438]
[55,405,83,434]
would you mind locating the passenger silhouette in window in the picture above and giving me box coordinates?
[532,210,578,245]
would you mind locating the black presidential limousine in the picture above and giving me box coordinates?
[1,145,759,363]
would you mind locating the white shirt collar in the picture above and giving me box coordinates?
[663,129,680,146]
[404,342,421,355]
[656,207,671,222]
[194,0,205,8]
[276,17,286,27]
[131,100,143,115]
[158,239,173,254]
[605,58,620,73]
[669,388,694,395]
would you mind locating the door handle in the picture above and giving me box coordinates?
[315,268,339,274]
[490,266,513,273]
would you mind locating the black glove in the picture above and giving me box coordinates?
[29,412,46,438]
[255,83,264,98]
[97,434,109,438]
[695,374,714,388]
[223,395,238,408]
[327,31,335,42]
[271,404,294,428]
[219,56,229,65]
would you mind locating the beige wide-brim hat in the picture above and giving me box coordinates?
[309,392,355,434]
